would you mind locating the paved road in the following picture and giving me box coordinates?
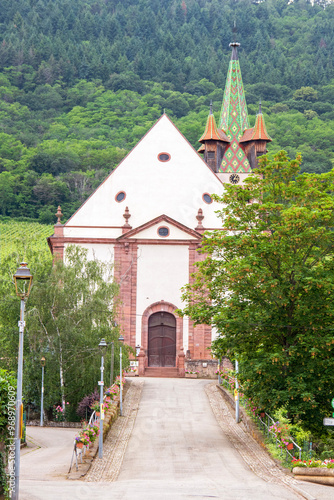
[21,426,78,481]
[20,379,333,500]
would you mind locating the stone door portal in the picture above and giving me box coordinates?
[148,312,176,367]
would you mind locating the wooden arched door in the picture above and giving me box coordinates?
[148,312,176,367]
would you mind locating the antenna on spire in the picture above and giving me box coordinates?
[258,99,262,114]
[210,100,213,115]
[229,21,240,60]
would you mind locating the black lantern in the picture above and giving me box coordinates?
[99,338,107,353]
[13,262,33,299]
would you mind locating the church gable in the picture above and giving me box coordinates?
[65,114,224,232]
[118,214,202,241]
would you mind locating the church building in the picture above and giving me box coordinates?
[48,42,271,377]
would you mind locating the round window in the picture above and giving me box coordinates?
[203,193,212,204]
[158,226,169,237]
[115,191,126,202]
[158,152,171,162]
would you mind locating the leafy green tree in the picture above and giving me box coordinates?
[293,86,319,101]
[181,151,334,434]
[26,245,120,412]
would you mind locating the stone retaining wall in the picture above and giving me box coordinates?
[217,384,270,452]
[185,359,217,378]
[185,356,233,378]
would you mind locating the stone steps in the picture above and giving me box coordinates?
[144,367,179,378]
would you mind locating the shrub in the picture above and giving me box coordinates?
[76,390,99,419]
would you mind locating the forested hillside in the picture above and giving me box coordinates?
[0,0,334,223]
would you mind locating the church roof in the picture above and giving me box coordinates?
[219,42,251,174]
[199,104,230,144]
[240,103,272,143]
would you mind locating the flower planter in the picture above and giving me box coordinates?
[95,412,100,417]
[293,467,334,486]
[76,442,84,449]
[185,373,198,379]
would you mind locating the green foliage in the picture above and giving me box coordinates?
[0,1,333,220]
[25,245,120,412]
[182,151,334,435]
[293,87,318,101]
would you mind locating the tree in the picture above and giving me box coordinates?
[181,151,334,434]
[26,245,120,413]
[293,86,318,101]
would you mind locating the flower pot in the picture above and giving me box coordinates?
[105,396,111,402]
[76,442,84,449]
[96,411,100,417]
[287,443,294,450]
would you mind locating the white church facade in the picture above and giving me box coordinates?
[48,42,271,376]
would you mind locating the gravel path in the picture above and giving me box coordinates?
[85,379,143,482]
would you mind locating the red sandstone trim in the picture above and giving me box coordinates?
[141,301,183,364]
[117,214,202,241]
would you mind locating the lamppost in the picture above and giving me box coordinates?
[110,321,117,386]
[40,357,46,427]
[98,338,107,459]
[118,334,124,416]
[12,262,33,500]
[110,341,114,387]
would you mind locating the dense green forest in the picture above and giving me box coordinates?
[0,0,334,222]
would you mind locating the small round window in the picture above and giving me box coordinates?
[158,152,171,162]
[115,191,126,202]
[158,226,169,237]
[203,193,212,204]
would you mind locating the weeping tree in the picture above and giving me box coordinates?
[181,151,334,435]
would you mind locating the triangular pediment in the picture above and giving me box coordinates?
[63,114,224,232]
[117,215,202,241]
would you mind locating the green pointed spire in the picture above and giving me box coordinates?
[219,42,251,173]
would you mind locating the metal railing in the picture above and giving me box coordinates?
[256,412,302,461]
[218,373,306,462]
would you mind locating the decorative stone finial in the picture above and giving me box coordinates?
[122,207,132,234]
[123,206,131,226]
[55,205,63,225]
[196,208,204,231]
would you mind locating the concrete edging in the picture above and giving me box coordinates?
[292,467,334,486]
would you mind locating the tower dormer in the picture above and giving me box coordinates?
[198,102,230,173]
[239,101,272,170]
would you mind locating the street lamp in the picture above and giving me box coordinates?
[98,338,107,459]
[12,262,33,500]
[110,321,117,386]
[110,341,114,387]
[118,334,124,416]
[40,357,46,427]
